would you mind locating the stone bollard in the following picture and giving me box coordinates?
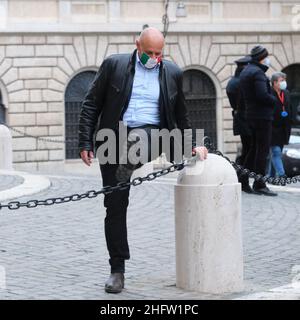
[0,125,13,170]
[175,153,243,294]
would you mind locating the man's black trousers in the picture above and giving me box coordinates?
[241,119,272,189]
[100,162,131,273]
[99,125,162,273]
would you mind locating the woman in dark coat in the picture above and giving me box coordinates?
[268,72,291,177]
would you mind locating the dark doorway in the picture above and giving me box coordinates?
[182,69,217,147]
[0,91,6,124]
[282,64,300,128]
[65,70,97,159]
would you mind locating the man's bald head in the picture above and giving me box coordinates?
[138,27,165,46]
[136,27,165,60]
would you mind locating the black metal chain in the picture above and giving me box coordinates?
[0,122,76,144]
[0,160,188,211]
[203,137,300,186]
[1,138,300,211]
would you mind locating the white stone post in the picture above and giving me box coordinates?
[0,125,13,170]
[175,153,243,294]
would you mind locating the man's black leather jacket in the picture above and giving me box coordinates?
[78,49,192,153]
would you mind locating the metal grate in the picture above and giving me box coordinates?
[65,70,96,159]
[0,91,5,124]
[0,104,5,124]
[183,69,217,147]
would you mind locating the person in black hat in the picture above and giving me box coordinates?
[239,45,278,196]
[226,56,252,172]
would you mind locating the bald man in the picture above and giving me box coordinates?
[79,28,207,294]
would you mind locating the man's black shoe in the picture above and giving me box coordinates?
[242,185,260,194]
[253,186,278,196]
[105,273,124,294]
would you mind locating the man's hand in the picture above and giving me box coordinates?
[80,150,94,166]
[193,146,208,161]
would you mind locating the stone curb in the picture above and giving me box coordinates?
[269,185,300,193]
[0,170,51,202]
[234,281,300,300]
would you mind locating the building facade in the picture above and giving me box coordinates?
[0,0,299,171]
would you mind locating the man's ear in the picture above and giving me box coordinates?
[136,39,141,53]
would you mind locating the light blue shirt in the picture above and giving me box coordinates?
[122,53,160,127]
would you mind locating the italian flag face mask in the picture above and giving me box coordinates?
[140,52,162,69]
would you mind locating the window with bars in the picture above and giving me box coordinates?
[182,69,217,147]
[65,70,97,159]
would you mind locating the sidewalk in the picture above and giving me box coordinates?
[0,170,50,202]
[235,281,300,300]
[0,167,299,300]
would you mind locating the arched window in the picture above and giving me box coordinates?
[182,69,217,147]
[282,64,300,128]
[0,91,6,124]
[65,70,97,159]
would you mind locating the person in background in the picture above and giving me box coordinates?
[226,56,252,191]
[239,45,278,196]
[267,72,291,177]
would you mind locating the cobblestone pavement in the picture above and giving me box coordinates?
[0,175,24,192]
[0,172,299,300]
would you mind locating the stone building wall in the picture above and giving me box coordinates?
[1,32,298,170]
[0,0,299,170]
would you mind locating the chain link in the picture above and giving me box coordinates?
[203,137,300,186]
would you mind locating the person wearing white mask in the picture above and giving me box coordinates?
[267,72,291,177]
[239,45,278,196]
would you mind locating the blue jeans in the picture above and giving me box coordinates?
[267,146,285,177]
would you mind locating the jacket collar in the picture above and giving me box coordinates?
[271,87,285,98]
[251,60,269,73]
[127,49,137,73]
[130,49,137,65]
